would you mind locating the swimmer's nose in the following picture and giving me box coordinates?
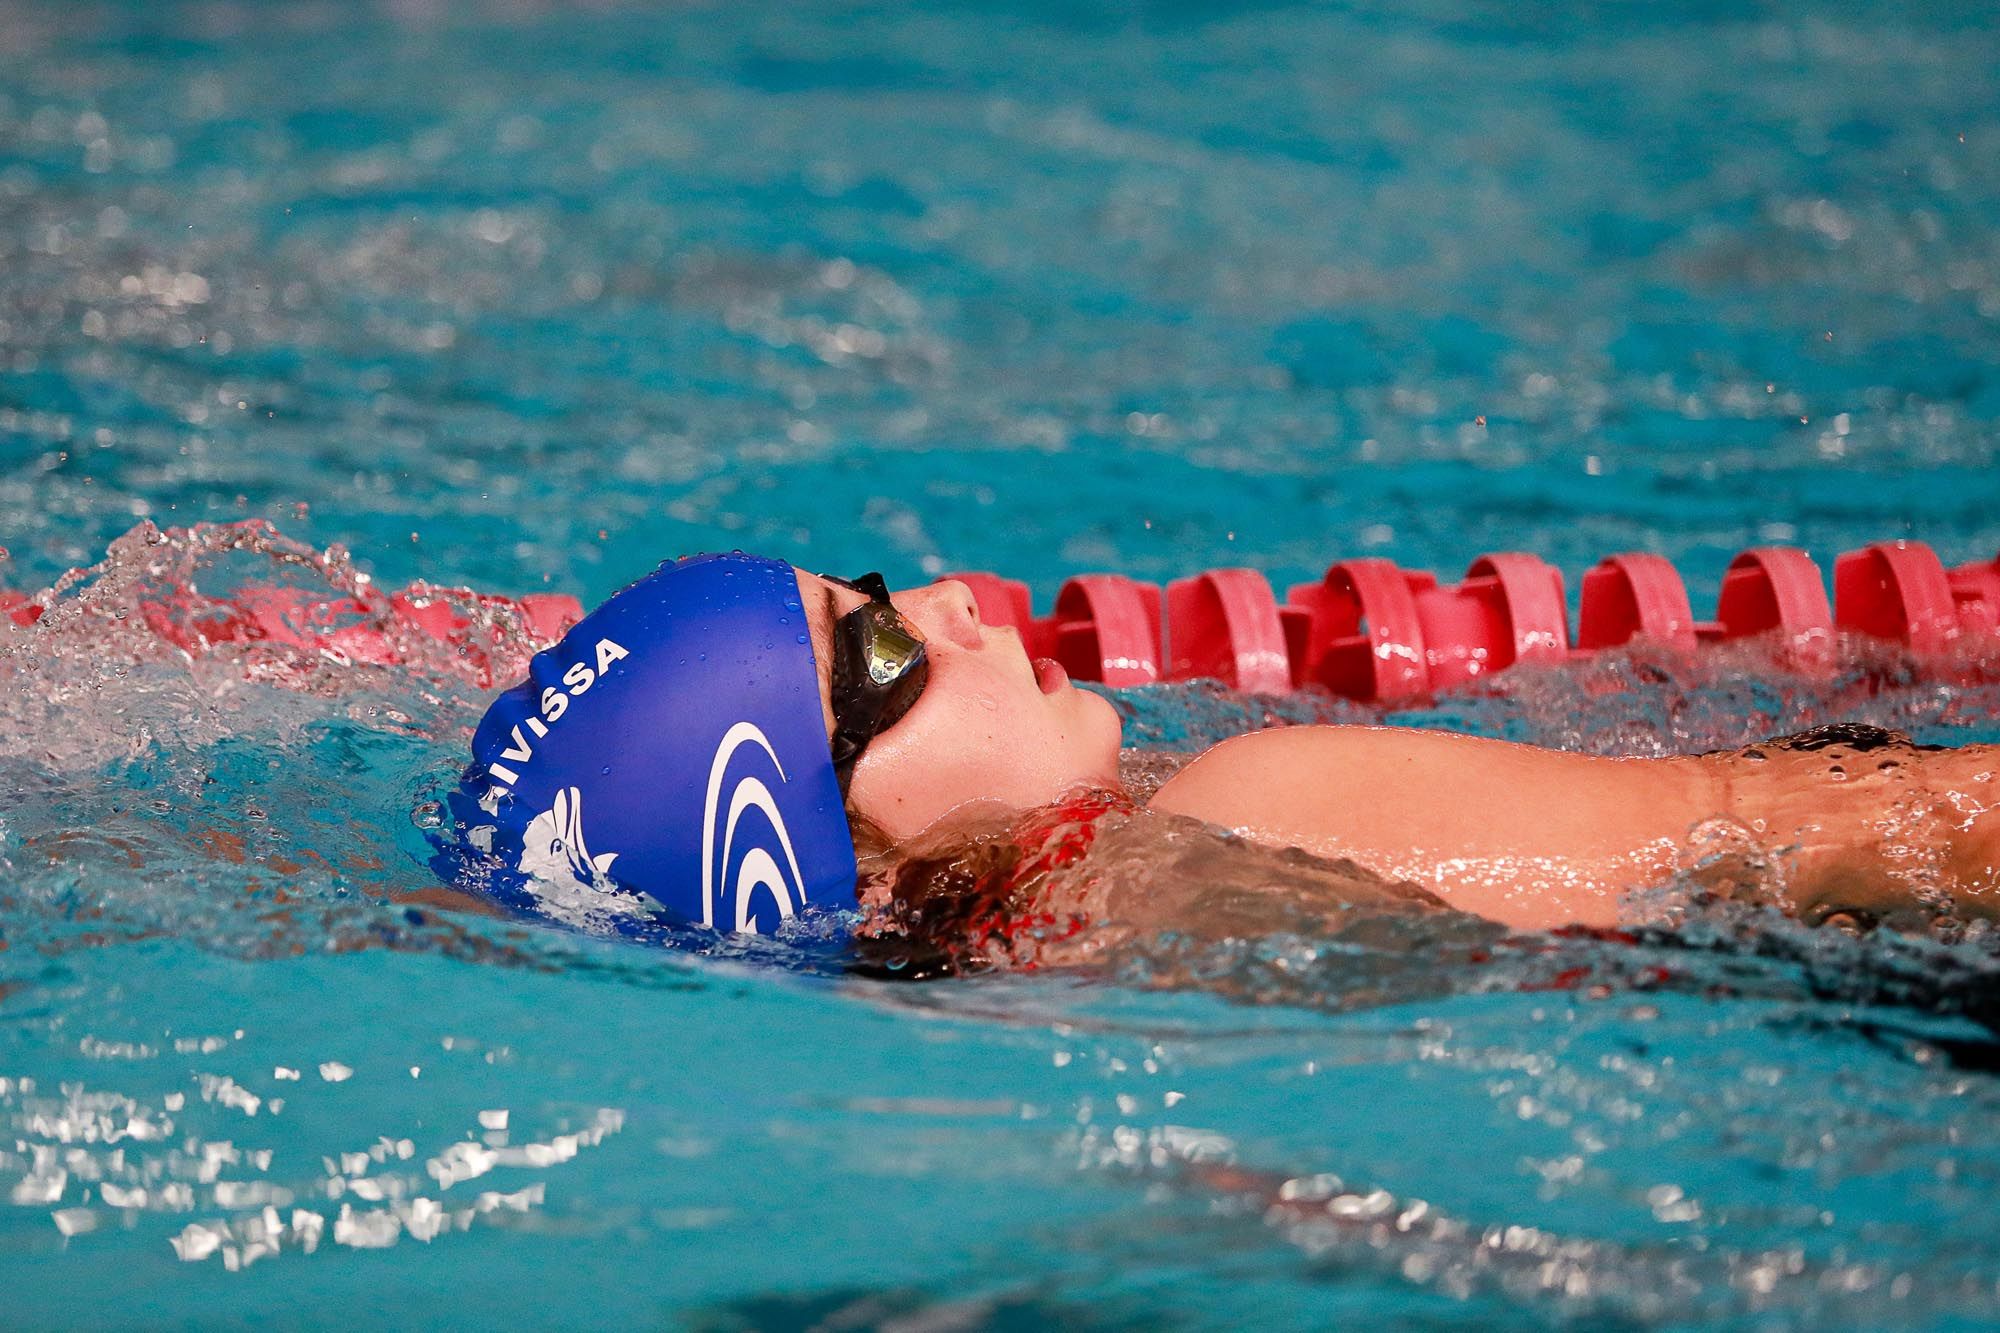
[894,579,985,651]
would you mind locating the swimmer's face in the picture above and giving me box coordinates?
[795,570,1124,840]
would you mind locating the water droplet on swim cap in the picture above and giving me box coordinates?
[796,634,808,645]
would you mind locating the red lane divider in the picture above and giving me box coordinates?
[1836,540,1961,657]
[2,581,582,687]
[1166,569,1291,694]
[1950,551,2000,637]
[6,541,1993,700]
[0,591,42,627]
[1277,553,1570,702]
[1452,553,1571,683]
[391,588,582,658]
[1714,546,1834,655]
[1292,557,1431,700]
[947,540,2000,700]
[1579,553,1697,652]
[1052,574,1161,688]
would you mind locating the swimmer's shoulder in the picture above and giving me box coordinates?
[1149,728,1286,827]
[1151,725,1426,824]
[1149,724,1569,827]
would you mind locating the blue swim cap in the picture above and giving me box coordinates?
[440,552,858,936]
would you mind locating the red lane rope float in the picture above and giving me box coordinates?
[1836,540,1961,657]
[148,586,583,686]
[1443,553,1571,685]
[1713,546,1835,669]
[948,539,2000,701]
[1575,547,1843,673]
[1950,551,2000,638]
[1579,553,1698,652]
[1166,568,1291,694]
[7,539,1994,701]
[1051,574,1161,688]
[1,579,581,687]
[1294,557,1430,701]
[1287,553,1571,702]
[0,591,41,628]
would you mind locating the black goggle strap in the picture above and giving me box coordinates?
[823,571,892,603]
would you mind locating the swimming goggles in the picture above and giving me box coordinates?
[823,572,929,792]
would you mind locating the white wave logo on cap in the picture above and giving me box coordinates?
[701,721,809,934]
[518,786,620,886]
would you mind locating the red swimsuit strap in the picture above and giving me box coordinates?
[1011,787,1131,876]
[958,787,1132,963]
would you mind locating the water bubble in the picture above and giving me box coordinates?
[410,801,443,830]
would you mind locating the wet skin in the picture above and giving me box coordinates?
[792,570,1123,841]
[802,570,2000,933]
[1152,725,2000,931]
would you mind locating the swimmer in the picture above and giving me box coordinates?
[438,553,2000,963]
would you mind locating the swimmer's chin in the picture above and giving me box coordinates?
[850,795,1016,914]
[854,781,1121,860]
[859,792,1046,850]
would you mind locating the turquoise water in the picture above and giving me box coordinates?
[4,0,2000,1326]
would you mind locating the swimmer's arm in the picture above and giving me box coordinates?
[1149,726,1725,931]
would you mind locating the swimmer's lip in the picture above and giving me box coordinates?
[1034,656,1068,694]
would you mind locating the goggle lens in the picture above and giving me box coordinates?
[821,573,930,790]
[864,614,924,686]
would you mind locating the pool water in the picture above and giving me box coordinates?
[3,0,2000,1326]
